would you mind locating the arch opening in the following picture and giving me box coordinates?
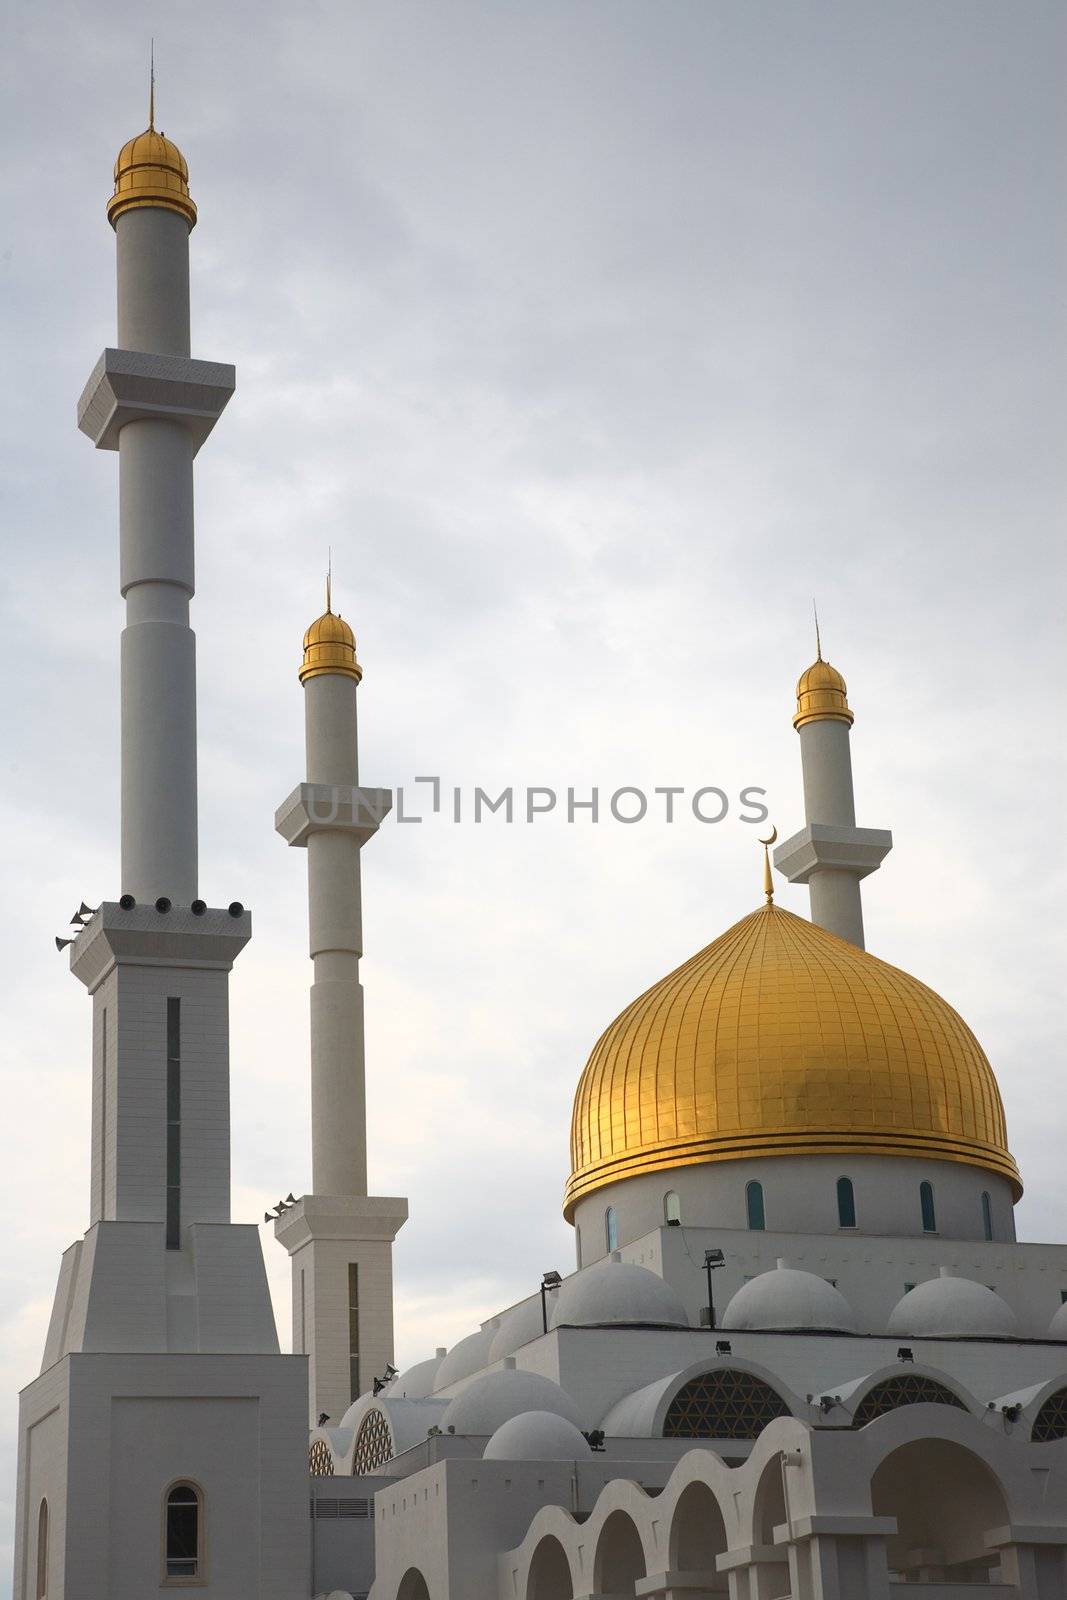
[664,1190,681,1225]
[526,1534,574,1600]
[669,1481,728,1591]
[920,1180,937,1233]
[1032,1387,1067,1442]
[852,1374,967,1428]
[594,1510,646,1596]
[397,1569,431,1600]
[664,1369,790,1441]
[605,1206,619,1252]
[308,1437,334,1476]
[745,1180,766,1231]
[871,1438,1009,1584]
[981,1190,994,1242]
[353,1407,394,1474]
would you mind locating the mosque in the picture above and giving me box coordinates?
[12,114,1067,1600]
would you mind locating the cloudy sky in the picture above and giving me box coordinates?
[1,0,1063,1580]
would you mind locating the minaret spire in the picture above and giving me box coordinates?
[773,637,891,947]
[813,596,822,661]
[149,39,155,131]
[274,590,407,1424]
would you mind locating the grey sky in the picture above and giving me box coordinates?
[1,0,1064,1583]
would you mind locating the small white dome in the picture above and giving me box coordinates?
[489,1299,546,1362]
[550,1259,689,1331]
[1049,1303,1067,1339]
[433,1325,497,1392]
[723,1261,857,1334]
[888,1269,1018,1339]
[392,1354,445,1400]
[484,1409,592,1461]
[442,1369,582,1436]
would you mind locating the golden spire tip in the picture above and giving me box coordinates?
[759,825,778,903]
[326,548,332,614]
[149,39,155,132]
[813,598,822,662]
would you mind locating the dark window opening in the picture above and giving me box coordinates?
[664,1369,790,1441]
[348,1263,360,1403]
[746,1180,765,1231]
[165,1483,200,1579]
[837,1176,857,1229]
[166,998,181,1250]
[919,1180,937,1234]
[981,1190,993,1242]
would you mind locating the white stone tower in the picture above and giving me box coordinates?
[275,593,407,1427]
[12,117,308,1599]
[774,648,892,948]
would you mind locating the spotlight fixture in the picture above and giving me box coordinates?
[897,1346,914,1363]
[285,1192,296,1204]
[119,894,136,909]
[55,936,74,951]
[70,911,89,926]
[155,897,171,913]
[703,1248,726,1330]
[191,899,207,916]
[317,1413,330,1427]
[540,1269,563,1333]
[384,1363,399,1382]
[582,1429,606,1452]
[228,901,244,917]
[715,1340,732,1356]
[818,1394,840,1414]
[1001,1403,1022,1422]
[77,901,99,917]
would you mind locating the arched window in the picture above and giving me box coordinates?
[352,1407,394,1475]
[1032,1388,1067,1442]
[575,1226,582,1269]
[164,1482,202,1581]
[664,1369,790,1440]
[852,1374,966,1427]
[920,1181,937,1233]
[837,1176,856,1229]
[36,1499,47,1600]
[605,1206,618,1252]
[664,1191,681,1225]
[745,1180,765,1231]
[981,1191,993,1242]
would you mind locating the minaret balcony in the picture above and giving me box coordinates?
[77,347,235,452]
[774,822,893,886]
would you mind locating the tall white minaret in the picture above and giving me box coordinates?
[773,646,892,947]
[14,114,309,1600]
[275,592,407,1426]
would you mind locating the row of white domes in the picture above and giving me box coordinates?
[408,1259,1067,1398]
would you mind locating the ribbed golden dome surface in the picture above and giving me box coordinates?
[564,903,1019,1219]
[794,656,853,729]
[300,608,362,684]
[108,128,197,228]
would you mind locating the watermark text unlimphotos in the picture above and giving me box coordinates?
[309,779,769,826]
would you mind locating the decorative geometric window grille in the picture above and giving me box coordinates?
[308,1439,335,1477]
[663,1370,790,1440]
[1031,1389,1067,1443]
[353,1408,394,1475]
[852,1375,966,1428]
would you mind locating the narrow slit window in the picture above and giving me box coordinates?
[166,998,181,1250]
[981,1190,993,1242]
[36,1499,47,1599]
[746,1181,766,1231]
[605,1206,618,1253]
[99,1007,108,1218]
[164,1482,201,1581]
[920,1180,937,1234]
[664,1191,681,1225]
[348,1263,360,1403]
[837,1176,856,1229]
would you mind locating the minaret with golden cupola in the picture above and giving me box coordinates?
[14,101,310,1600]
[773,632,892,948]
[274,585,407,1427]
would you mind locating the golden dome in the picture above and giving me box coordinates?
[300,607,362,684]
[108,128,197,229]
[794,657,853,730]
[564,902,1019,1219]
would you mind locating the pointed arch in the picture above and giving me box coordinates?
[35,1499,48,1599]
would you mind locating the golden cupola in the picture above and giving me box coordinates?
[793,656,853,729]
[108,126,197,229]
[564,901,1020,1219]
[300,596,362,684]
